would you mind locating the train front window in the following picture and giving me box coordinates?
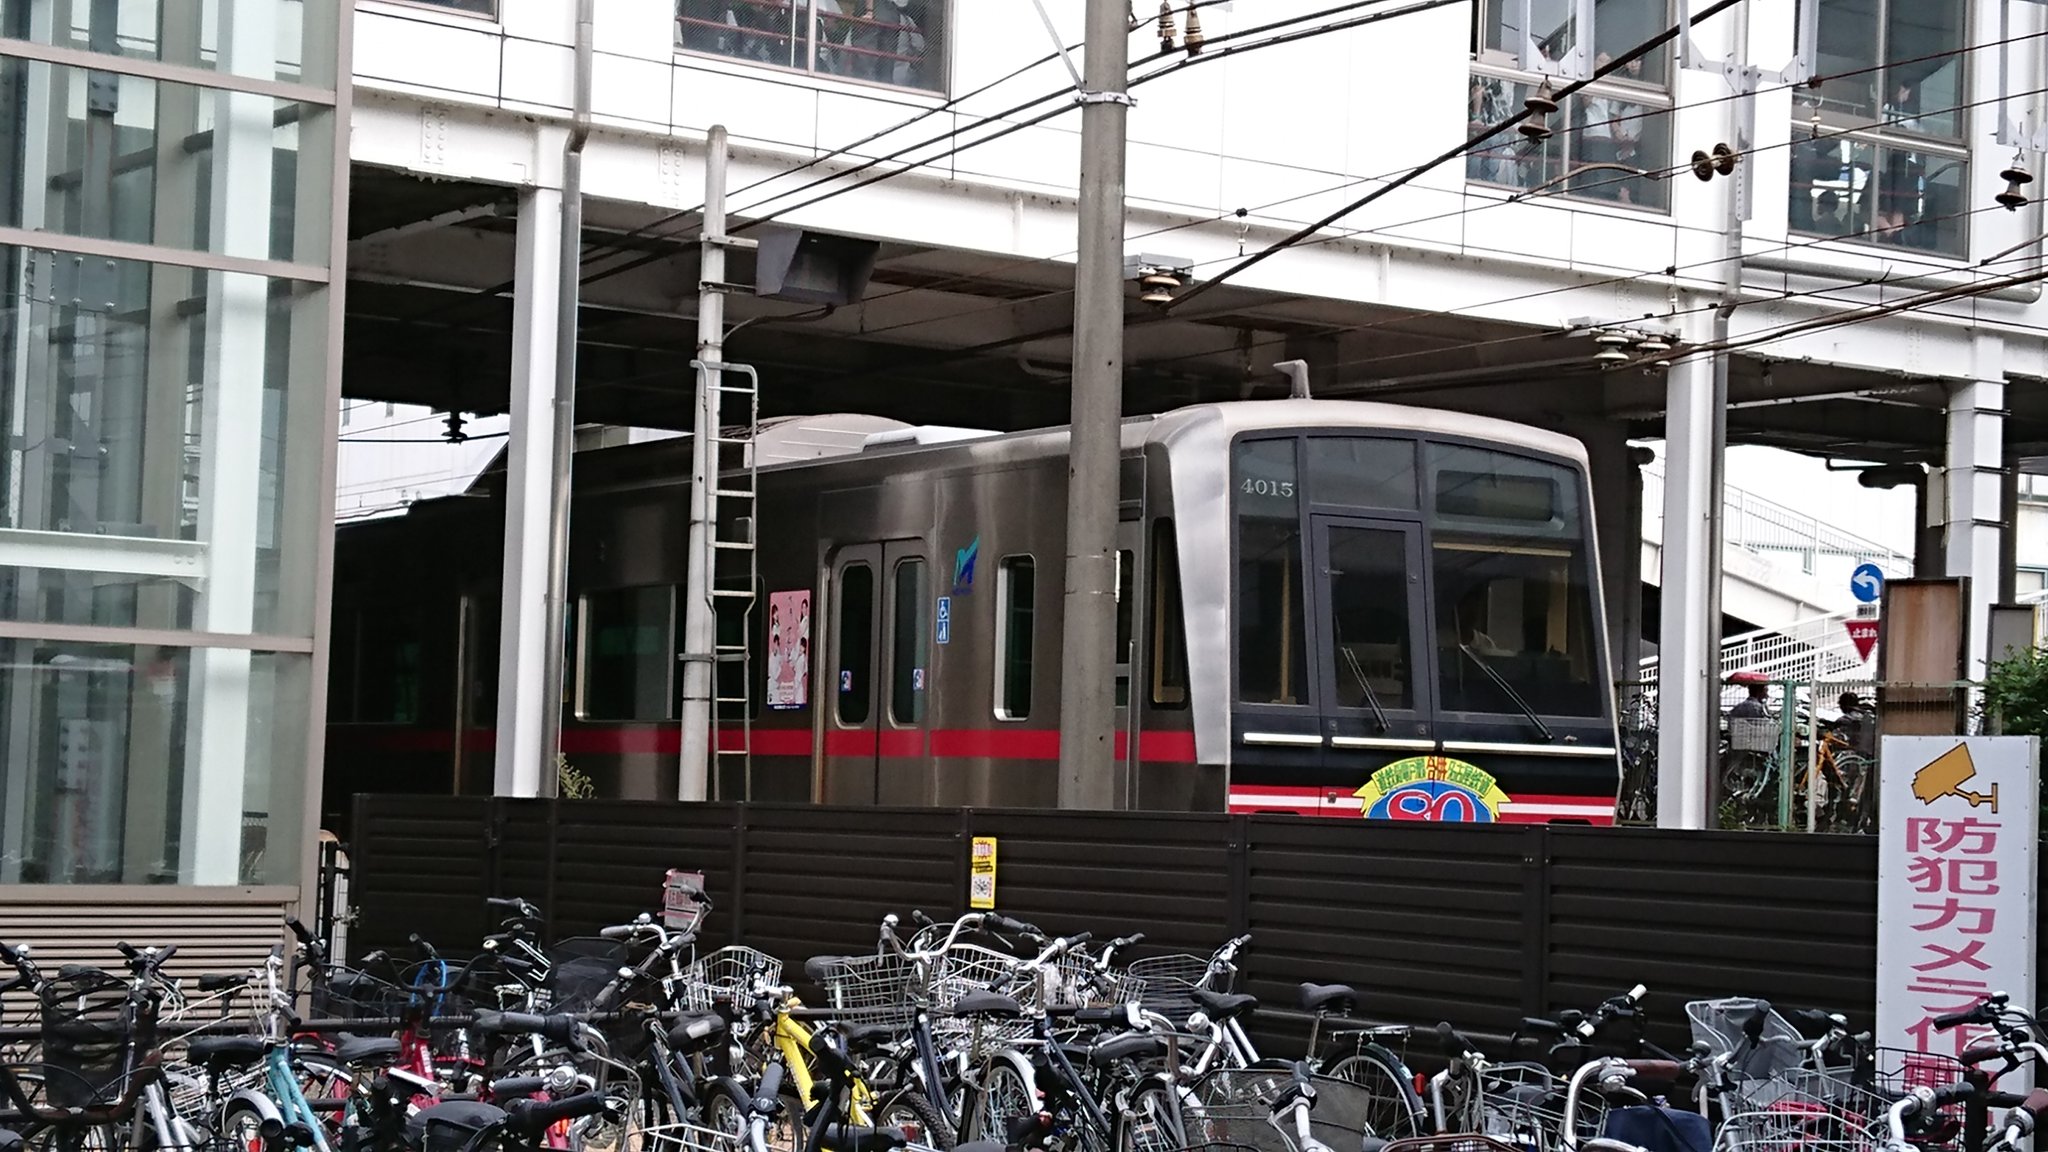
[1323,523,1416,711]
[1429,445,1603,719]
[1235,439,1307,706]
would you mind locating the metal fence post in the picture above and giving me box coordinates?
[1522,824,1551,1017]
[730,802,749,945]
[1776,678,1795,829]
[1226,814,1250,939]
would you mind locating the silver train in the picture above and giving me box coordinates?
[326,399,1622,826]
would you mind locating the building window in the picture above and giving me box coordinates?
[1468,0,1673,210]
[889,558,927,724]
[394,0,497,14]
[995,557,1034,720]
[1150,520,1189,708]
[578,586,675,721]
[1791,0,1968,255]
[676,0,947,93]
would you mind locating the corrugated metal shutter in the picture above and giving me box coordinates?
[0,887,295,982]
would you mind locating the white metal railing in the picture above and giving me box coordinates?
[1637,609,1875,682]
[1640,465,1912,577]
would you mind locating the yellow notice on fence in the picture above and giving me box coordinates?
[969,836,998,909]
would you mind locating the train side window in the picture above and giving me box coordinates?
[579,586,675,721]
[1235,438,1308,706]
[995,556,1035,721]
[890,558,929,725]
[838,564,875,725]
[357,606,422,724]
[1150,520,1189,708]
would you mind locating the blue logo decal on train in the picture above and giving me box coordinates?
[953,535,979,594]
[1354,756,1511,822]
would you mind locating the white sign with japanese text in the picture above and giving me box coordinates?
[1877,737,2038,1069]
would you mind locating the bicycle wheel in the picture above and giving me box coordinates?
[1323,1046,1426,1141]
[962,1055,1036,1144]
[873,1084,956,1150]
[1115,1079,1183,1152]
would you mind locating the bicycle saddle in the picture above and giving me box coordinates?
[803,955,846,985]
[1299,982,1358,1015]
[334,1035,403,1067]
[1088,1032,1167,1067]
[187,1036,266,1069]
[1192,989,1259,1021]
[666,1012,726,1055]
[950,990,1024,1018]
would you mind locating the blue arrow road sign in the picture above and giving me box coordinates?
[1850,562,1885,604]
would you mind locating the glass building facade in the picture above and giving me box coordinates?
[0,0,346,886]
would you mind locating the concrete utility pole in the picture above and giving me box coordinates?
[1055,0,1130,809]
[534,0,593,797]
[678,126,729,802]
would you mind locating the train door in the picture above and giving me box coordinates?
[823,540,932,804]
[1311,515,1434,808]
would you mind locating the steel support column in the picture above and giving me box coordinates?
[1946,337,2006,682]
[1656,314,1716,830]
[492,183,564,798]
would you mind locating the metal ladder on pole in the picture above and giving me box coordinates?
[702,361,760,800]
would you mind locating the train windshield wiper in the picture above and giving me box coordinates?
[1457,643,1553,742]
[1337,644,1390,733]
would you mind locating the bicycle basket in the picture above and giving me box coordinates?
[313,966,409,1022]
[681,946,783,1013]
[1727,717,1778,753]
[1473,1061,1580,1152]
[545,937,631,1013]
[1045,952,1143,1009]
[1127,953,1214,1022]
[39,968,149,1110]
[1185,1069,1339,1152]
[411,1099,507,1152]
[811,952,919,1030]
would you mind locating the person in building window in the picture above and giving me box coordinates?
[1579,55,1645,202]
[1468,75,1519,186]
[1875,82,1922,240]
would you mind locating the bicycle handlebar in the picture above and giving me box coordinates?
[472,1010,588,1046]
[504,1092,612,1135]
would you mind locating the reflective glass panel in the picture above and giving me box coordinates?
[0,56,335,265]
[0,641,308,885]
[0,0,339,88]
[0,244,329,636]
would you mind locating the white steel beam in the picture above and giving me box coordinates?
[182,0,278,885]
[492,185,563,799]
[1656,314,1716,830]
[0,528,206,584]
[1947,336,2007,682]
